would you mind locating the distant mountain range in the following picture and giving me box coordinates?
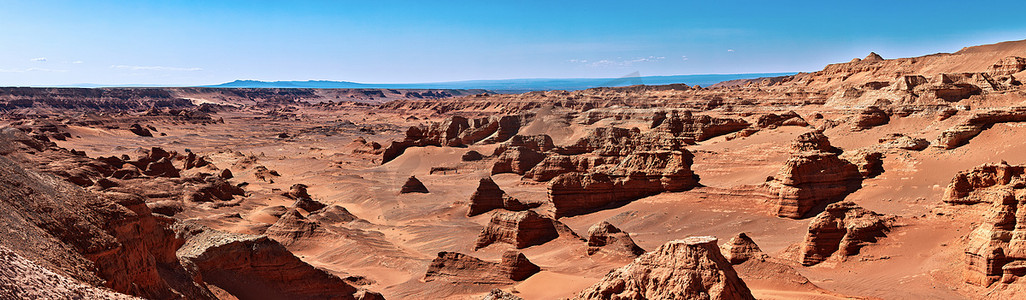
[204,73,796,93]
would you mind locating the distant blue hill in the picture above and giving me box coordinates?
[205,73,796,93]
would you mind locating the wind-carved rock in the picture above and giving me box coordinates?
[474,210,579,249]
[799,201,893,266]
[851,106,890,131]
[936,107,1026,149]
[491,146,546,175]
[177,225,365,299]
[942,162,1026,285]
[651,110,750,141]
[400,175,429,194]
[381,115,530,164]
[574,236,755,300]
[468,177,537,216]
[765,132,867,218]
[586,221,645,257]
[523,154,607,181]
[423,250,540,284]
[721,232,768,264]
[988,56,1026,76]
[548,150,700,218]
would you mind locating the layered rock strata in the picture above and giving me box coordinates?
[422,251,540,284]
[799,202,893,266]
[574,236,755,300]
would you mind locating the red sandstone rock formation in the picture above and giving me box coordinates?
[721,232,768,264]
[651,110,750,141]
[128,123,152,137]
[307,205,358,224]
[483,289,523,300]
[841,150,884,178]
[490,146,546,175]
[461,150,483,161]
[522,154,606,181]
[548,150,700,218]
[423,250,540,284]
[264,208,320,246]
[799,201,893,266]
[942,162,1026,285]
[766,132,865,218]
[474,210,578,249]
[467,177,536,216]
[989,56,1026,75]
[878,133,929,151]
[400,175,429,194]
[936,107,1026,149]
[756,111,809,128]
[574,236,755,300]
[183,175,245,202]
[283,183,312,200]
[381,115,531,164]
[0,245,135,299]
[492,134,556,155]
[177,225,365,299]
[851,106,889,130]
[586,221,645,257]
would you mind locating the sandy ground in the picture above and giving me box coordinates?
[44,103,1015,300]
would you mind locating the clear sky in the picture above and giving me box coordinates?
[2,0,1025,86]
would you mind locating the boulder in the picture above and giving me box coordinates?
[799,202,893,266]
[218,168,234,179]
[574,236,755,300]
[144,157,180,178]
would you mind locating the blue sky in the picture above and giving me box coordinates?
[1,0,1025,86]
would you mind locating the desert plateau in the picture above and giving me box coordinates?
[4,2,1026,300]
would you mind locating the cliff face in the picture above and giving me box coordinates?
[943,162,1026,286]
